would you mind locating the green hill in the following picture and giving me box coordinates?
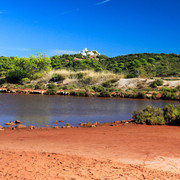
[0,53,179,84]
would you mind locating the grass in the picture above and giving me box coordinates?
[33,69,124,88]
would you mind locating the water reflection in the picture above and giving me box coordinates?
[0,94,179,127]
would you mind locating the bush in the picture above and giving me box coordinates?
[50,74,65,82]
[99,89,111,97]
[160,87,178,93]
[126,74,135,78]
[76,91,86,96]
[81,77,93,85]
[136,92,146,99]
[92,86,104,92]
[46,82,58,95]
[163,104,180,125]
[150,79,163,88]
[70,72,84,79]
[161,92,177,100]
[152,92,157,100]
[133,106,165,125]
[21,78,30,85]
[35,83,46,90]
[76,73,84,79]
[102,81,112,88]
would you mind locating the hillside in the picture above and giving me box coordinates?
[51,53,180,78]
[0,53,179,100]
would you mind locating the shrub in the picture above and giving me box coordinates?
[21,78,30,85]
[150,79,163,88]
[81,77,93,85]
[46,82,58,95]
[92,86,104,92]
[155,79,164,86]
[50,74,65,82]
[133,106,165,125]
[102,81,112,88]
[76,91,86,96]
[136,92,146,99]
[160,87,177,92]
[126,74,135,78]
[163,104,180,125]
[152,92,157,100]
[76,73,84,79]
[177,86,180,91]
[99,89,111,97]
[161,92,177,100]
[35,83,46,90]
[26,84,35,89]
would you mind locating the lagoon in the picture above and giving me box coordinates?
[0,93,179,127]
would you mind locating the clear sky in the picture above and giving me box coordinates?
[0,0,179,57]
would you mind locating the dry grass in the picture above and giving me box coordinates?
[34,69,124,86]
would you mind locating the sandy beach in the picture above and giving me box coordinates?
[0,124,180,179]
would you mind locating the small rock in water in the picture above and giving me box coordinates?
[79,123,84,127]
[121,120,128,123]
[54,120,58,124]
[114,121,121,124]
[59,120,64,123]
[5,122,15,126]
[16,125,26,129]
[15,120,22,124]
[28,125,35,130]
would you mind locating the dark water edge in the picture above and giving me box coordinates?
[0,93,179,127]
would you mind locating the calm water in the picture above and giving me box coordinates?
[0,93,179,127]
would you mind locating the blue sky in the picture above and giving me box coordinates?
[0,0,179,57]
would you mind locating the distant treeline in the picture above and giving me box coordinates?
[51,53,180,77]
[0,53,179,83]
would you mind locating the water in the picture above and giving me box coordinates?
[0,93,179,127]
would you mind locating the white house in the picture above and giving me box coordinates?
[80,48,100,56]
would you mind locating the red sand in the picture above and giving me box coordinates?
[0,124,180,179]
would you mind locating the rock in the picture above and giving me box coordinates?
[114,120,121,124]
[128,119,135,123]
[16,125,26,129]
[66,126,71,128]
[121,120,128,123]
[79,123,84,127]
[54,126,59,129]
[85,122,92,126]
[59,120,64,123]
[28,125,35,129]
[54,120,58,124]
[15,120,22,124]
[0,126,4,129]
[91,125,96,128]
[7,126,15,130]
[5,122,15,126]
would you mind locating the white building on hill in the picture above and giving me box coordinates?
[80,48,100,56]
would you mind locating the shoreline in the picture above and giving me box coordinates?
[0,87,179,101]
[0,124,180,179]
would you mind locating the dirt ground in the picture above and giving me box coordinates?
[0,124,180,179]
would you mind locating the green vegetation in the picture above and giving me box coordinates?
[4,54,51,84]
[50,74,65,82]
[0,53,179,85]
[133,104,180,125]
[0,52,179,99]
[133,105,165,125]
[150,79,164,88]
[50,53,180,77]
[45,83,58,95]
[163,104,180,125]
